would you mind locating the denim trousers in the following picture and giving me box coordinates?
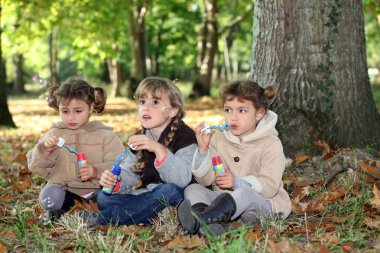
[96,183,184,225]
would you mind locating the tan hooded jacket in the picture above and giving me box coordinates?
[27,120,124,196]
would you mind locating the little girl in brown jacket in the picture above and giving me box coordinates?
[27,78,124,225]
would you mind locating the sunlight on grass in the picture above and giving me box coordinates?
[5,97,225,143]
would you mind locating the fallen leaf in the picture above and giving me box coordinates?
[293,154,309,165]
[341,243,353,252]
[13,153,27,163]
[332,210,357,223]
[246,230,261,241]
[3,230,17,239]
[364,216,380,229]
[166,235,203,250]
[358,161,380,177]
[369,185,380,208]
[0,243,7,253]
[318,244,331,253]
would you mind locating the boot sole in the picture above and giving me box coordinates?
[178,199,197,234]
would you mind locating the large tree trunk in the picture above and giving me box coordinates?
[127,2,147,98]
[49,28,59,85]
[13,54,25,94]
[107,58,122,98]
[250,0,380,157]
[0,5,16,128]
[191,0,218,98]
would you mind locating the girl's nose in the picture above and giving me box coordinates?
[231,111,238,120]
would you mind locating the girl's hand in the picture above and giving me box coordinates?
[195,122,212,154]
[215,167,235,189]
[78,164,100,181]
[43,136,59,155]
[99,170,120,188]
[128,134,167,161]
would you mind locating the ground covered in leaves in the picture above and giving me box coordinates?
[0,97,380,252]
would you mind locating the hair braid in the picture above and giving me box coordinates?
[163,116,180,147]
[133,128,146,174]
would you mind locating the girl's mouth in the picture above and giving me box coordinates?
[230,124,238,130]
[68,123,77,127]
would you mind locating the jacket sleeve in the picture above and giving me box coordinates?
[241,139,285,198]
[155,143,197,188]
[27,131,59,179]
[191,148,216,186]
[92,133,125,172]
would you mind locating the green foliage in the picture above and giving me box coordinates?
[364,0,380,68]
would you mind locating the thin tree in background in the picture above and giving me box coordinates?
[0,4,16,128]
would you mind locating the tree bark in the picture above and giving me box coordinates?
[191,0,218,98]
[250,0,380,157]
[127,1,148,98]
[13,54,25,94]
[0,5,16,128]
[49,28,59,85]
[107,58,122,98]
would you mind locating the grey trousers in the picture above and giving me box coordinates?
[184,183,271,225]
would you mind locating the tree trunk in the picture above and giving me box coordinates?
[0,5,16,128]
[13,54,25,94]
[191,0,218,98]
[127,2,147,98]
[250,0,380,157]
[107,58,122,98]
[49,28,59,85]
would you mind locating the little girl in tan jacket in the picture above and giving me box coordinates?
[179,80,291,236]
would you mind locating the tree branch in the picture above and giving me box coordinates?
[218,4,254,36]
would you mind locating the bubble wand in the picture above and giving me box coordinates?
[57,137,78,155]
[201,123,230,134]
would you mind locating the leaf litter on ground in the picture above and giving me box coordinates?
[0,98,379,252]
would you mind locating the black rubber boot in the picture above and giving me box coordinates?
[179,193,236,235]
[178,200,208,235]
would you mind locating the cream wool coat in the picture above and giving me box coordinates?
[27,120,124,196]
[192,111,291,218]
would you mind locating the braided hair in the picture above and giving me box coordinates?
[133,77,185,174]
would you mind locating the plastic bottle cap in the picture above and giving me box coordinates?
[212,156,222,165]
[77,153,86,161]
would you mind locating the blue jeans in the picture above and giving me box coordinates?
[96,183,184,225]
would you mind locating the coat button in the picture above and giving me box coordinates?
[234,156,240,162]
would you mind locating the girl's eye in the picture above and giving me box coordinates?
[240,109,247,113]
[75,110,83,113]
[224,108,231,113]
[60,110,68,114]
[153,100,160,105]
[139,100,146,105]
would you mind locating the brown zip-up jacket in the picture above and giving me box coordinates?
[27,120,124,196]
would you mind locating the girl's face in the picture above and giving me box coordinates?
[138,93,178,136]
[223,97,265,140]
[59,98,91,130]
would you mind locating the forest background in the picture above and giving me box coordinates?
[0,0,380,252]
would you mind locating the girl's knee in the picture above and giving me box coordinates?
[96,191,111,209]
[161,183,183,196]
[39,184,66,210]
[184,183,204,198]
